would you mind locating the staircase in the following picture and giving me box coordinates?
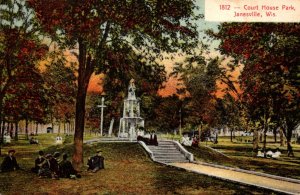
[147,140,190,163]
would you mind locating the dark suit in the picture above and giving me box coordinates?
[1,155,19,172]
[87,155,104,172]
[31,156,45,173]
[59,160,77,178]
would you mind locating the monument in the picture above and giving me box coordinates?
[118,79,145,140]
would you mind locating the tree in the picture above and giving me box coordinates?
[28,0,200,169]
[209,23,300,155]
[172,53,224,140]
[215,93,242,142]
[4,65,48,140]
[43,49,77,134]
[0,0,47,142]
[150,95,181,133]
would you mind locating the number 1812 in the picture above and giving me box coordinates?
[220,5,230,10]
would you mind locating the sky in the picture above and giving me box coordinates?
[86,0,225,96]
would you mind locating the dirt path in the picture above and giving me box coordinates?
[171,162,300,195]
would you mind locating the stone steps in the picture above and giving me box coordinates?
[147,140,190,163]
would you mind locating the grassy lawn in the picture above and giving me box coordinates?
[186,136,300,180]
[0,134,274,195]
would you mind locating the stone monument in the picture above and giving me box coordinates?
[118,79,144,140]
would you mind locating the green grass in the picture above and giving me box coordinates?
[0,134,275,195]
[186,136,300,180]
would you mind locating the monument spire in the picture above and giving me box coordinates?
[128,78,136,100]
[118,79,144,140]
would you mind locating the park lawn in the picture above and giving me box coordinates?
[0,137,273,195]
[186,136,300,180]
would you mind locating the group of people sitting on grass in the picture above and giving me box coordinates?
[257,148,281,159]
[0,149,105,179]
[31,150,81,179]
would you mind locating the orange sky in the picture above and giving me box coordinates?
[86,52,241,98]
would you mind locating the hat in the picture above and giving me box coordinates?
[8,149,15,153]
[62,153,68,159]
[96,150,102,153]
[45,154,52,159]
[53,152,60,158]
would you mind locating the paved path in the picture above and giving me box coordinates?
[85,138,300,194]
[170,162,300,195]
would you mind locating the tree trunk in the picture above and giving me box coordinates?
[73,83,89,170]
[35,123,38,135]
[72,40,94,171]
[0,119,3,155]
[6,122,10,136]
[273,127,277,143]
[25,119,29,140]
[50,113,54,134]
[283,117,298,157]
[262,113,267,157]
[52,122,55,134]
[64,122,66,134]
[68,122,71,135]
[58,122,61,134]
[230,127,233,142]
[279,127,284,146]
[9,122,13,138]
[198,123,202,145]
[286,126,294,157]
[1,120,5,143]
[14,121,19,141]
[253,127,259,156]
[263,128,267,157]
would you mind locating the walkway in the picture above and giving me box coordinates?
[170,162,300,195]
[85,138,300,194]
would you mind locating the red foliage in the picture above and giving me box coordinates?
[4,66,47,122]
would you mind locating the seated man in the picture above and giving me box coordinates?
[29,137,39,144]
[31,150,46,173]
[55,136,63,145]
[38,154,51,178]
[266,149,273,158]
[49,153,60,179]
[0,149,20,172]
[87,150,104,173]
[272,148,281,159]
[59,154,81,179]
[192,137,199,147]
[181,136,192,146]
[257,150,264,157]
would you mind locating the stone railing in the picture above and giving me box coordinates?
[172,141,194,162]
[138,141,154,160]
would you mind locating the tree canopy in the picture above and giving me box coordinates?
[28,0,201,169]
